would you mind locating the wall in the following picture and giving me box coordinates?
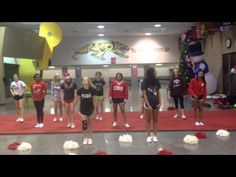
[0,27,6,104]
[204,26,236,93]
[51,35,180,66]
[2,27,45,60]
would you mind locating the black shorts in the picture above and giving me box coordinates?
[80,111,93,117]
[112,98,124,104]
[192,95,204,101]
[13,95,23,101]
[144,100,160,110]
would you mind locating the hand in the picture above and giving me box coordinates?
[147,104,152,111]
[123,99,128,104]
[109,97,112,104]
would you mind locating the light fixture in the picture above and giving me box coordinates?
[48,66,55,69]
[145,33,151,36]
[97,25,105,29]
[154,24,162,27]
[98,34,104,36]
[103,65,109,67]
[156,63,163,66]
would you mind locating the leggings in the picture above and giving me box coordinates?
[34,99,45,123]
[173,95,184,109]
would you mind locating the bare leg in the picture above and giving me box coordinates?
[119,103,127,124]
[19,99,24,118]
[153,109,159,136]
[87,116,93,138]
[145,109,151,137]
[59,101,63,117]
[113,103,118,123]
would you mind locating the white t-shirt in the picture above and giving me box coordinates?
[10,80,26,95]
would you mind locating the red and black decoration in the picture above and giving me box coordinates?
[8,142,21,150]
[157,149,173,155]
[195,132,207,139]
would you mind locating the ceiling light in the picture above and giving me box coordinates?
[48,66,55,69]
[97,25,105,29]
[98,34,104,36]
[145,33,151,36]
[154,24,162,27]
[156,63,163,66]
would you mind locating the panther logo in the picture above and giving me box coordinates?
[72,41,130,60]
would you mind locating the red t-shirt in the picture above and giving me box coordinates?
[31,81,48,101]
[188,78,207,98]
[109,80,128,99]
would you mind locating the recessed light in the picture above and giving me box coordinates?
[145,33,151,36]
[156,63,163,66]
[154,24,162,27]
[98,34,104,36]
[97,25,105,29]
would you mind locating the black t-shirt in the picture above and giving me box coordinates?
[61,83,77,101]
[77,87,96,114]
[92,79,106,96]
[169,76,184,97]
[141,78,161,103]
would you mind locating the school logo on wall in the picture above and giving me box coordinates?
[72,41,130,60]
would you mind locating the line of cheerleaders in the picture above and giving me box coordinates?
[9,67,207,144]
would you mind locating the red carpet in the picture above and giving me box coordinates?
[0,110,236,134]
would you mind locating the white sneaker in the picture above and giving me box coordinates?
[53,117,57,122]
[35,123,40,128]
[199,122,205,126]
[16,118,21,122]
[67,123,71,128]
[99,116,103,120]
[146,136,152,143]
[19,118,24,123]
[152,136,158,142]
[71,124,75,128]
[83,138,88,145]
[182,115,186,119]
[195,122,200,126]
[174,114,178,118]
[87,138,93,145]
[124,123,130,128]
[96,115,100,120]
[140,114,144,119]
[39,123,44,128]
[112,122,117,127]
[59,117,63,122]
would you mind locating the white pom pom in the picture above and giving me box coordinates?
[63,140,79,150]
[216,129,230,137]
[17,142,32,151]
[119,134,133,143]
[183,135,199,145]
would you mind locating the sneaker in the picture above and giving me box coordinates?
[35,123,40,128]
[16,118,21,122]
[140,114,144,119]
[83,138,88,145]
[99,116,103,120]
[67,123,71,128]
[199,122,205,126]
[112,122,117,127]
[39,123,44,128]
[195,121,200,126]
[53,117,57,122]
[152,136,158,142]
[87,138,93,145]
[96,115,100,120]
[59,117,63,122]
[174,114,178,118]
[71,124,75,128]
[124,123,130,128]
[146,136,152,143]
[19,118,24,123]
[181,115,186,119]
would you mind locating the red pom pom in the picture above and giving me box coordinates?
[8,142,21,150]
[95,151,107,155]
[157,149,173,155]
[195,132,207,139]
[167,106,175,111]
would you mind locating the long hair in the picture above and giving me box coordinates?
[115,72,123,80]
[196,70,206,84]
[144,67,157,86]
[33,73,41,80]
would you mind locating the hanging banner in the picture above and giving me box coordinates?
[131,65,138,76]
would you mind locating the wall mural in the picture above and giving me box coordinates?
[72,41,131,60]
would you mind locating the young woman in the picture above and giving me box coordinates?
[109,73,130,128]
[141,67,161,143]
[61,72,77,128]
[92,71,106,121]
[30,73,48,128]
[139,79,145,119]
[77,77,96,145]
[51,73,63,122]
[10,74,27,123]
[169,69,186,119]
[189,70,207,126]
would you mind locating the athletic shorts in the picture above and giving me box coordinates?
[144,100,160,110]
[96,96,104,100]
[13,95,23,101]
[64,99,74,104]
[112,98,124,104]
[192,95,204,101]
[80,111,94,117]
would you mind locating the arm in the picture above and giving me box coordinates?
[51,81,54,97]
[124,82,128,100]
[92,95,96,114]
[77,95,81,114]
[61,89,64,104]
[89,79,96,89]
[188,79,197,97]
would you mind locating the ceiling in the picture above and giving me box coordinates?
[0,22,196,37]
